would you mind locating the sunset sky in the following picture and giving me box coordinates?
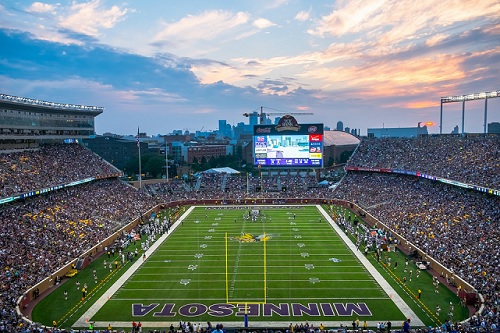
[1,0,499,135]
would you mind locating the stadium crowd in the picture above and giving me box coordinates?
[347,135,500,189]
[334,172,499,332]
[144,173,328,202]
[0,177,156,333]
[0,144,120,198]
[1,137,500,332]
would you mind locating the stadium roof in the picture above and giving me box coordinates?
[323,130,360,146]
[0,93,103,116]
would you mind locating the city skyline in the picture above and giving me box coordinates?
[1,0,499,136]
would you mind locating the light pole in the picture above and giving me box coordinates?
[165,154,169,182]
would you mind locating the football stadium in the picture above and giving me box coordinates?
[0,94,499,333]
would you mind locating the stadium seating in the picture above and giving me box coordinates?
[348,135,500,189]
[1,136,499,332]
[0,143,120,198]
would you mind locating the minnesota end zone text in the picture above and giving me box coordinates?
[133,303,372,317]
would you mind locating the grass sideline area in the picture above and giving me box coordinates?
[31,205,468,331]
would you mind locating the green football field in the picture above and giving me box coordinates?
[33,204,470,330]
[67,205,419,329]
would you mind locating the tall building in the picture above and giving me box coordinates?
[249,112,258,126]
[336,121,344,131]
[218,120,227,137]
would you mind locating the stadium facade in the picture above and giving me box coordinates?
[0,93,102,148]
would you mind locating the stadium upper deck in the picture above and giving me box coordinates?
[347,135,500,190]
[0,93,102,142]
[0,143,120,199]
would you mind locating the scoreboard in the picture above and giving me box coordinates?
[253,116,323,167]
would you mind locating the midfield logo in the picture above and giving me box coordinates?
[230,232,279,243]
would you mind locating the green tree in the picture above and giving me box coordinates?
[209,156,217,168]
[125,156,140,176]
[201,162,211,171]
[145,156,165,178]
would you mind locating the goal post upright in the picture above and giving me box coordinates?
[264,232,267,304]
[225,232,229,303]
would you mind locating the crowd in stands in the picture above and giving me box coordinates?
[334,172,499,331]
[339,134,499,333]
[144,173,327,202]
[1,136,499,332]
[348,135,500,189]
[0,179,156,333]
[0,144,120,198]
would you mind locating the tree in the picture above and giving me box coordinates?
[202,162,211,171]
[209,156,217,168]
[145,156,165,178]
[124,153,166,178]
[125,156,140,176]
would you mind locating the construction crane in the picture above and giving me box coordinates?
[243,106,313,124]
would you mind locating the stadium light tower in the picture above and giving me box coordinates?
[440,90,499,135]
[165,151,169,182]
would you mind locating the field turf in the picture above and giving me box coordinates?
[32,205,467,330]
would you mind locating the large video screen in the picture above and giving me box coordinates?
[253,121,323,167]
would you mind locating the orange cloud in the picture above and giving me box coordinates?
[405,101,441,108]
[301,53,467,97]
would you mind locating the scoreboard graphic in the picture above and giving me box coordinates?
[253,116,323,167]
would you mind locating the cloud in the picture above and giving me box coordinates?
[308,0,500,63]
[308,0,500,50]
[302,53,468,96]
[257,79,289,95]
[264,0,289,10]
[153,10,250,47]
[26,2,57,14]
[59,0,128,36]
[425,33,448,47]
[253,18,276,29]
[294,10,310,22]
[404,100,441,108]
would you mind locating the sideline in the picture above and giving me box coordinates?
[317,205,424,327]
[73,206,195,328]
